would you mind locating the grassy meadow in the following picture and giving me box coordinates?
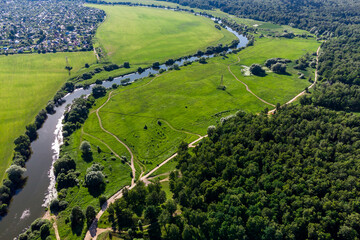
[76,36,319,180]
[103,0,310,35]
[0,52,95,181]
[89,5,237,67]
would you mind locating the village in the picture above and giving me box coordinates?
[0,0,105,55]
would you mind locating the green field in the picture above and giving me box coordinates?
[0,52,95,181]
[82,36,319,172]
[89,5,236,67]
[104,0,310,35]
[232,37,319,104]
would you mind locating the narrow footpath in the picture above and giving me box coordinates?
[228,56,276,107]
[84,135,205,240]
[268,45,321,114]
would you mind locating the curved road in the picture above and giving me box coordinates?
[84,135,205,240]
[95,91,137,186]
[268,46,321,114]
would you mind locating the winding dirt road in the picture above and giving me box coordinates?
[96,91,136,186]
[268,46,321,114]
[228,57,276,107]
[84,135,205,240]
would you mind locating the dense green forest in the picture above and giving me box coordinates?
[172,106,360,239]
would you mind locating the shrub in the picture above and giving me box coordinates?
[250,64,265,76]
[70,206,85,227]
[85,171,105,190]
[92,85,106,98]
[271,63,287,74]
[99,195,107,206]
[6,165,25,184]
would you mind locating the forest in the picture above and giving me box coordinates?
[169,106,360,239]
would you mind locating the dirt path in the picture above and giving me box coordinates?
[94,48,100,62]
[82,129,132,169]
[141,136,205,185]
[228,57,276,107]
[268,46,321,114]
[95,91,137,186]
[161,119,202,138]
[43,211,60,240]
[84,135,205,239]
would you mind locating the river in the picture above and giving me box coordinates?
[0,12,248,239]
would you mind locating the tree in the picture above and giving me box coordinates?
[85,63,90,68]
[50,199,60,213]
[25,123,37,142]
[14,135,31,158]
[338,225,357,240]
[199,57,207,64]
[271,63,287,74]
[250,64,265,76]
[92,85,106,98]
[80,141,92,161]
[6,165,25,184]
[86,205,96,226]
[70,206,85,228]
[166,224,181,240]
[40,224,50,239]
[276,103,281,111]
[53,155,76,177]
[124,62,130,68]
[207,125,216,137]
[85,171,105,190]
[152,62,160,69]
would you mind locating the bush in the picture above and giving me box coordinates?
[53,155,76,177]
[70,206,85,227]
[271,63,287,74]
[99,195,107,206]
[86,205,96,226]
[250,64,265,76]
[31,218,49,231]
[6,165,25,184]
[124,62,130,68]
[92,85,106,98]
[199,57,207,64]
[85,171,105,190]
[152,62,160,69]
[50,199,60,213]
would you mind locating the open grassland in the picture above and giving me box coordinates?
[80,37,319,174]
[89,5,237,67]
[83,57,267,171]
[0,52,95,181]
[104,0,310,35]
[231,37,320,104]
